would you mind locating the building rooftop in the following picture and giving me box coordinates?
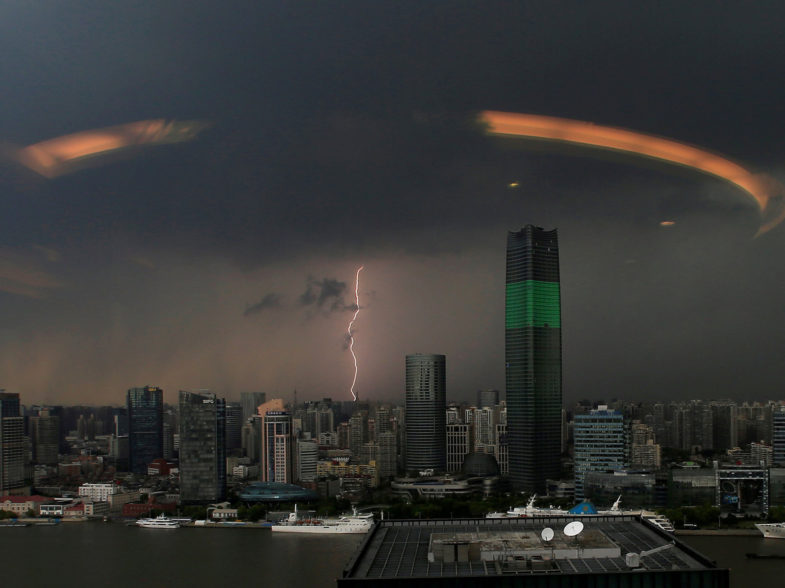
[339,515,728,587]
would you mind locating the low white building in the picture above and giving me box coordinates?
[78,483,118,502]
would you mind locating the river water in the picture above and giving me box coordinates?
[0,522,365,587]
[2,523,783,587]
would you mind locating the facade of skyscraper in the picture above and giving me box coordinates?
[260,401,292,483]
[224,402,243,452]
[574,406,627,500]
[179,390,226,502]
[0,392,25,495]
[773,407,785,466]
[30,408,60,465]
[505,226,562,492]
[404,353,446,472]
[240,392,267,424]
[126,386,164,474]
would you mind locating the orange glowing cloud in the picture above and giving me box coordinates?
[480,111,785,234]
[14,119,209,179]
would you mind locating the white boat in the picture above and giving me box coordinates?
[755,523,785,539]
[136,514,180,529]
[271,505,374,534]
[641,512,675,533]
[486,495,568,518]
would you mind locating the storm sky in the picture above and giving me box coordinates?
[2,2,785,405]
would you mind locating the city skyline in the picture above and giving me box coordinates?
[3,3,785,405]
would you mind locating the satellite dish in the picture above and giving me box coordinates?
[563,521,584,537]
[541,527,554,542]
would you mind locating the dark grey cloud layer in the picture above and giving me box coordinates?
[1,1,785,403]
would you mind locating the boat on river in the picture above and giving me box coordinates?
[136,514,180,529]
[755,522,785,539]
[271,505,373,534]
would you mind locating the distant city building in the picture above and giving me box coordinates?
[78,482,118,502]
[225,402,243,452]
[505,226,562,492]
[404,353,446,472]
[296,438,318,483]
[0,392,25,495]
[127,386,164,475]
[30,409,60,465]
[259,399,292,483]
[574,406,627,500]
[446,423,471,473]
[476,389,500,409]
[240,392,267,423]
[179,390,226,503]
[773,407,785,466]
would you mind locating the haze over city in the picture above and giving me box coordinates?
[2,2,785,405]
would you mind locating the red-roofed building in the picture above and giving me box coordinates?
[0,495,50,516]
[122,501,176,517]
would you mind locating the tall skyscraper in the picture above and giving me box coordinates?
[0,392,25,495]
[404,353,446,472]
[30,408,60,465]
[773,406,785,467]
[505,226,562,492]
[224,402,243,453]
[126,386,163,474]
[179,390,226,503]
[574,406,627,500]
[259,399,292,483]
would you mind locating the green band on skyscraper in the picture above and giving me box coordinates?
[505,281,561,329]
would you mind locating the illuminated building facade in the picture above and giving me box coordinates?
[404,354,446,472]
[127,386,164,474]
[506,226,562,492]
[179,390,226,503]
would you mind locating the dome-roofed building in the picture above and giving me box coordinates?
[461,452,500,477]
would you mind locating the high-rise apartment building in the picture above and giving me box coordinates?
[404,353,446,472]
[505,226,562,492]
[179,390,226,502]
[446,422,471,473]
[574,406,627,500]
[0,392,25,495]
[127,386,164,474]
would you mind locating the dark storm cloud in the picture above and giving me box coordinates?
[243,293,282,316]
[2,1,785,402]
[299,277,350,312]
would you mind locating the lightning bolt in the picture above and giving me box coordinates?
[348,265,364,401]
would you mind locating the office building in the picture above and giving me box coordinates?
[127,386,163,475]
[773,406,785,466]
[446,423,471,473]
[505,225,562,492]
[0,392,25,495]
[259,399,292,483]
[476,389,500,409]
[404,353,446,472]
[225,402,243,452]
[574,406,627,500]
[30,409,60,465]
[240,392,266,424]
[179,390,226,502]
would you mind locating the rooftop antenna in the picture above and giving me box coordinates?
[541,527,555,561]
